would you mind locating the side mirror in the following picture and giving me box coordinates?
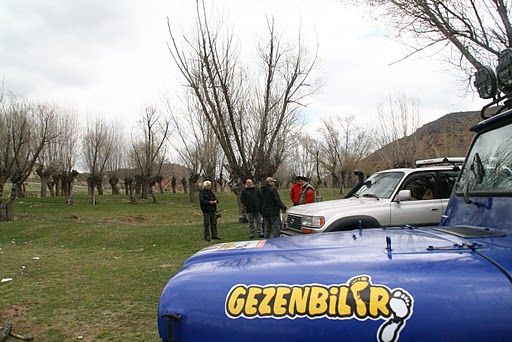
[396,190,412,203]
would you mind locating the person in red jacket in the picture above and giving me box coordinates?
[298,176,316,204]
[290,177,302,206]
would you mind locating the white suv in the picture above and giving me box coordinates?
[282,158,463,235]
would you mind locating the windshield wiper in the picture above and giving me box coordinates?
[362,193,380,200]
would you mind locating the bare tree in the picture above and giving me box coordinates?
[83,119,115,205]
[167,95,222,202]
[0,95,58,220]
[130,106,170,203]
[167,1,317,217]
[373,94,421,168]
[364,0,512,79]
[318,115,372,191]
[106,128,124,195]
[287,134,318,181]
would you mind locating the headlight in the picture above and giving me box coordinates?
[301,216,325,228]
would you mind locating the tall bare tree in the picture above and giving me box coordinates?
[364,0,512,78]
[0,95,58,220]
[373,94,421,168]
[168,101,204,203]
[318,115,372,191]
[167,1,317,216]
[130,106,170,203]
[37,111,80,204]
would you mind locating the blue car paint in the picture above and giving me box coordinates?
[158,109,512,341]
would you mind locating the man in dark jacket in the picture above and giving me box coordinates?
[240,178,263,239]
[199,180,220,241]
[260,177,287,239]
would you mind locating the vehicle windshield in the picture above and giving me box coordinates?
[354,172,404,199]
[455,123,512,195]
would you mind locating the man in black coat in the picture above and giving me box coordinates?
[260,177,287,238]
[240,178,263,239]
[199,180,220,241]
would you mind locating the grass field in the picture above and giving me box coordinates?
[0,186,344,341]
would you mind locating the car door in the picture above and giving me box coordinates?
[437,170,459,213]
[390,172,442,226]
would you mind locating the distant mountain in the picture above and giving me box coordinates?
[362,109,487,172]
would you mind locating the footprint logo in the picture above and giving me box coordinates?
[377,289,414,342]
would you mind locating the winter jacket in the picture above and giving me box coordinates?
[290,183,302,205]
[240,187,261,213]
[260,184,286,218]
[299,183,316,204]
[199,189,218,213]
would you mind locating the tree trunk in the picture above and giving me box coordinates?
[109,177,119,195]
[171,176,177,193]
[135,175,142,195]
[91,185,97,205]
[0,183,19,221]
[129,185,136,204]
[47,179,55,197]
[15,183,25,198]
[149,185,157,203]
[55,175,62,196]
[230,181,245,223]
[98,181,104,195]
[67,182,74,206]
[0,202,13,221]
[66,171,78,206]
[181,178,188,193]
[124,178,129,195]
[36,167,50,198]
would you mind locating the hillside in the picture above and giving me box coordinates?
[362,110,484,172]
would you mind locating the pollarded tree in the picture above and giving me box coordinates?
[0,95,59,220]
[83,118,115,205]
[130,106,170,202]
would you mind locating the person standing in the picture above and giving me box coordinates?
[240,178,264,239]
[297,176,316,204]
[260,177,287,238]
[290,177,302,206]
[199,180,220,241]
[298,176,316,204]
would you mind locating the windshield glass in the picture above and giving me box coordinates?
[455,123,512,195]
[355,172,404,199]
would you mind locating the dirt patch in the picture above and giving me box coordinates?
[159,263,178,269]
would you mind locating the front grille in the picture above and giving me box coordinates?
[287,215,302,230]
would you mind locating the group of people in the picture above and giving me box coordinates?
[240,176,316,240]
[199,176,316,241]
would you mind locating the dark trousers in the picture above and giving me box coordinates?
[263,216,282,239]
[203,212,218,240]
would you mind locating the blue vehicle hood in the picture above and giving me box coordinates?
[158,227,512,341]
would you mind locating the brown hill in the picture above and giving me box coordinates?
[362,110,485,173]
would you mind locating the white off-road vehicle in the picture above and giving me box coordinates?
[282,158,463,235]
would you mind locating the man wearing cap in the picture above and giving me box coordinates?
[298,176,316,204]
[260,177,287,238]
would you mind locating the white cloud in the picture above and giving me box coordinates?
[0,0,488,135]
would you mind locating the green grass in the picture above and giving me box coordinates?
[0,187,345,341]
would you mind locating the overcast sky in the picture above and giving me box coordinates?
[0,0,487,132]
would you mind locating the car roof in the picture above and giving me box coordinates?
[374,165,460,175]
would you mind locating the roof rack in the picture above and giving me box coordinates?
[415,157,465,168]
